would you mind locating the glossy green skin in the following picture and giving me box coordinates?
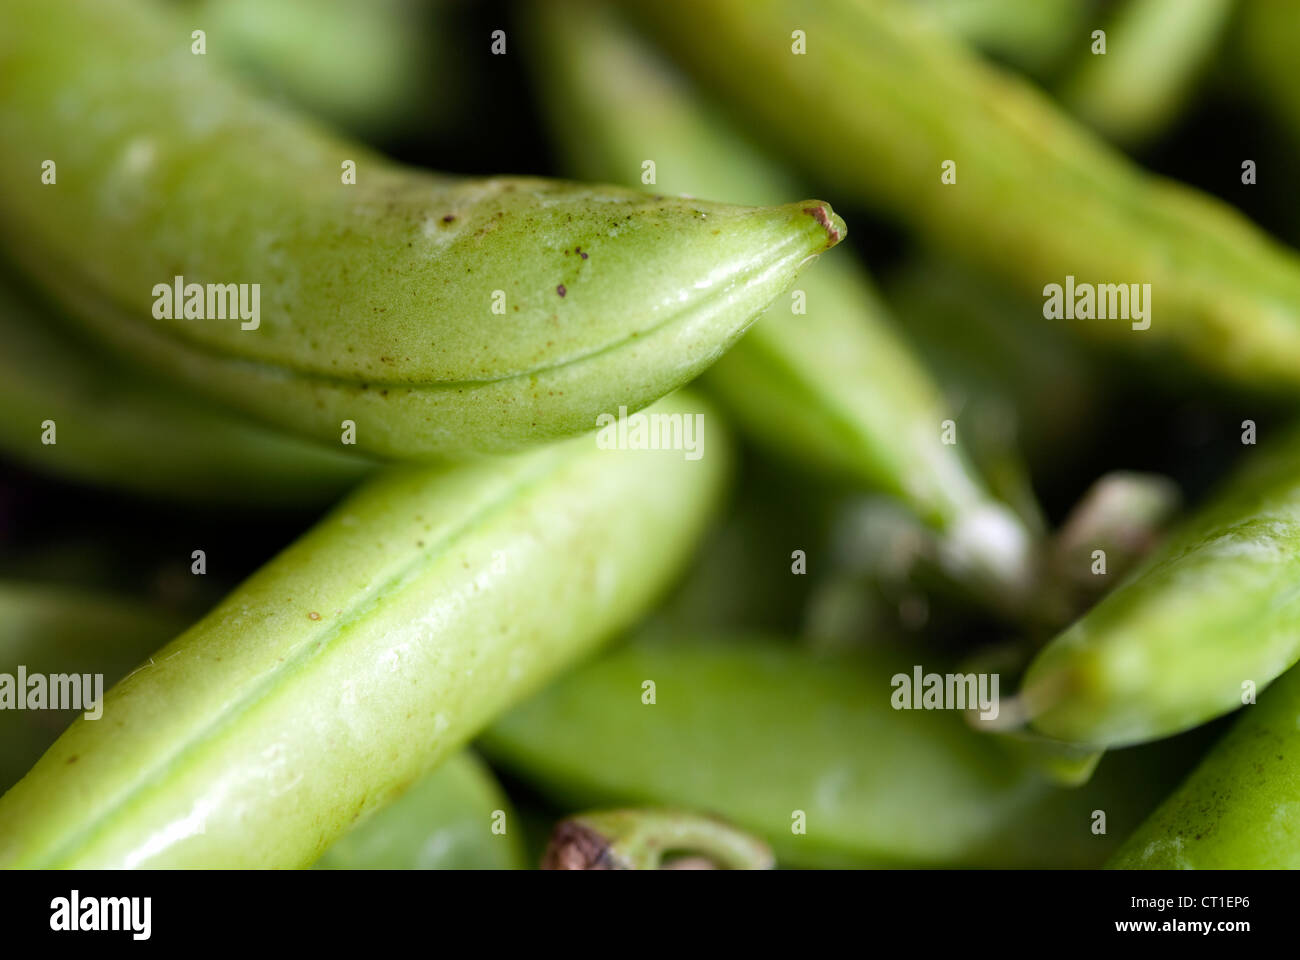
[314,751,525,870]
[623,0,1300,389]
[0,0,841,460]
[0,393,729,868]
[1060,0,1235,146]
[528,1,1028,594]
[482,635,1193,868]
[0,278,372,506]
[0,583,188,796]
[1023,427,1300,747]
[1109,662,1300,868]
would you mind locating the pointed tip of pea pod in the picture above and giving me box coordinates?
[793,200,847,251]
[1017,646,1109,747]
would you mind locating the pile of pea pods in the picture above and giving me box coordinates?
[2,0,1300,871]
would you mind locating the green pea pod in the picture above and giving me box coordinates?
[0,0,842,461]
[621,0,1300,390]
[0,582,189,796]
[481,634,1199,868]
[912,0,1092,77]
[1021,426,1300,748]
[1059,0,1235,147]
[314,751,525,870]
[1107,661,1300,869]
[526,0,1032,596]
[0,392,729,868]
[0,276,373,506]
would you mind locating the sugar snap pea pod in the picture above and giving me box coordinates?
[542,809,774,870]
[621,0,1300,389]
[913,0,1093,77]
[0,0,841,461]
[1059,0,1235,147]
[0,582,189,796]
[0,392,729,868]
[314,751,525,870]
[0,277,373,506]
[1107,661,1300,869]
[527,0,1032,597]
[481,634,1196,868]
[1021,426,1300,748]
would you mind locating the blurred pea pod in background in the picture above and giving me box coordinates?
[881,254,1102,527]
[176,0,447,142]
[620,0,1300,392]
[525,0,1036,606]
[0,582,188,795]
[482,634,1209,868]
[913,0,1096,78]
[1059,0,1236,148]
[314,751,525,870]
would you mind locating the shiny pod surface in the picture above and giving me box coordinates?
[1022,427,1300,747]
[0,0,842,458]
[0,393,728,867]
[1108,661,1300,869]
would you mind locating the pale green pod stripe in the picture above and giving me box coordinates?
[0,582,189,796]
[622,0,1300,389]
[0,392,729,868]
[0,277,373,506]
[0,0,842,460]
[1022,426,1300,748]
[527,1,1032,594]
[1060,0,1236,147]
[314,751,525,870]
[482,635,1194,868]
[1107,661,1300,869]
